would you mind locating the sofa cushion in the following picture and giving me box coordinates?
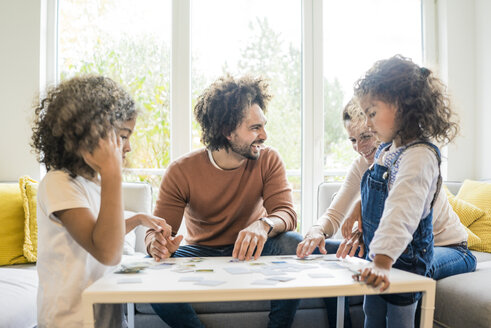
[458,180,491,253]
[0,183,28,265]
[444,185,484,227]
[19,176,39,262]
[434,260,491,328]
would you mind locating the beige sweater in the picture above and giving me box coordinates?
[147,147,297,246]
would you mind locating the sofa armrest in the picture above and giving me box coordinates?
[123,182,152,254]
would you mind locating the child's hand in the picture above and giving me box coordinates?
[353,255,392,291]
[137,214,172,238]
[81,129,123,176]
[296,227,326,258]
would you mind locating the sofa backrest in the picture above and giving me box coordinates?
[123,182,152,254]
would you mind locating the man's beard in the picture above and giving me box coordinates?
[229,140,262,160]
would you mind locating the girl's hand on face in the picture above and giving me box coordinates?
[296,227,326,258]
[82,129,123,176]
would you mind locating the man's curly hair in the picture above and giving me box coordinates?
[354,54,459,145]
[31,75,137,179]
[194,75,272,151]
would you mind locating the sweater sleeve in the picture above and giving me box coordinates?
[152,161,189,235]
[262,148,297,231]
[316,156,368,237]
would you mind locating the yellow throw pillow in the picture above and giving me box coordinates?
[457,180,491,253]
[0,183,28,265]
[19,176,39,262]
[444,185,485,227]
[464,226,481,250]
[457,180,491,212]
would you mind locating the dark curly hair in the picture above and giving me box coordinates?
[354,55,459,145]
[31,75,137,179]
[194,74,272,151]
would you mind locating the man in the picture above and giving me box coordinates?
[145,75,302,328]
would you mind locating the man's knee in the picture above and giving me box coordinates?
[268,231,303,255]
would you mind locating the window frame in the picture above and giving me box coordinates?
[46,0,435,234]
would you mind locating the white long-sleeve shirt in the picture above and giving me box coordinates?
[316,146,467,251]
[369,143,467,261]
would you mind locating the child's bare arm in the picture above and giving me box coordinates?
[57,131,125,265]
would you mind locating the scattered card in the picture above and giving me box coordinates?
[308,273,334,278]
[252,279,279,285]
[195,269,214,273]
[117,277,142,284]
[179,276,205,282]
[194,280,225,286]
[223,267,251,274]
[267,276,295,282]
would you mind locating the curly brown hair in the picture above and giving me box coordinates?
[194,74,272,151]
[354,55,459,145]
[31,75,137,179]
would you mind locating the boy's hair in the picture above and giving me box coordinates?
[354,54,459,145]
[194,74,272,151]
[31,75,137,178]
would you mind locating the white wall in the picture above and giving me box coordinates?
[0,2,42,181]
[0,1,489,182]
[475,0,491,179]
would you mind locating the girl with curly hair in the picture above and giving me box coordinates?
[32,75,172,327]
[351,55,468,328]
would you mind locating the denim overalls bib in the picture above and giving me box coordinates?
[360,141,441,305]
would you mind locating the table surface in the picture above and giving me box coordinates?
[83,255,436,327]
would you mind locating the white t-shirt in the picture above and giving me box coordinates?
[317,149,467,248]
[36,170,124,328]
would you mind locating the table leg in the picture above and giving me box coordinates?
[336,296,345,328]
[127,303,135,328]
[82,298,95,328]
[419,288,435,328]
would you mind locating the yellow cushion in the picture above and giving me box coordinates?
[457,180,491,253]
[463,226,481,249]
[19,176,39,262]
[444,185,485,227]
[0,183,28,265]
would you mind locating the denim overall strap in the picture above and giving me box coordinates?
[360,141,441,305]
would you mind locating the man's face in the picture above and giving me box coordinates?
[227,103,268,160]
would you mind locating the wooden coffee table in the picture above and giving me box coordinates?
[82,255,435,328]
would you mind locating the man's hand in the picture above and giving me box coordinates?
[296,226,326,258]
[341,199,362,239]
[336,229,365,259]
[353,254,392,291]
[232,220,268,261]
[147,229,183,262]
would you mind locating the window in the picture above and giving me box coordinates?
[56,0,426,232]
[322,0,422,180]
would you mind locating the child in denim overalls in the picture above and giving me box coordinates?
[352,55,460,328]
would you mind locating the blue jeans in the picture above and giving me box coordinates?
[430,244,477,280]
[150,231,303,328]
[363,295,417,328]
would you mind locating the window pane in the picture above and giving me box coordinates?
[323,0,422,180]
[58,0,171,181]
[191,0,303,223]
